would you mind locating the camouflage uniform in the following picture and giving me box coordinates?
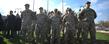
[50,13,61,44]
[35,13,50,44]
[79,8,97,44]
[77,10,82,40]
[21,9,35,43]
[62,11,76,44]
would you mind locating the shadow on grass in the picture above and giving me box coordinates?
[96,40,109,44]
[0,36,109,44]
[60,38,109,44]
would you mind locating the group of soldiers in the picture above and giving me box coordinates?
[0,1,97,44]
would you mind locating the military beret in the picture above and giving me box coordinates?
[86,1,91,4]
[68,8,72,12]
[10,10,13,12]
[39,7,43,9]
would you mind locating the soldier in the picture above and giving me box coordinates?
[61,8,69,44]
[79,1,97,44]
[50,9,61,44]
[16,13,21,36]
[35,7,50,44]
[5,10,16,39]
[0,13,5,38]
[77,9,82,40]
[62,8,77,44]
[21,4,35,44]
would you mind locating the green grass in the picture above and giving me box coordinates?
[96,32,109,41]
[0,36,12,44]
[1,32,109,44]
[4,38,12,44]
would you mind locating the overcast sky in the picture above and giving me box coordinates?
[0,0,109,23]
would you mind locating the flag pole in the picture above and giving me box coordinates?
[62,0,64,14]
[47,0,49,14]
[33,0,35,11]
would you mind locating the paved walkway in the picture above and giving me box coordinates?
[96,30,109,33]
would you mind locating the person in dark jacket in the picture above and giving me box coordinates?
[16,13,21,31]
[0,13,4,44]
[5,10,17,39]
[0,13,4,31]
[16,13,21,36]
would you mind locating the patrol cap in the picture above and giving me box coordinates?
[25,4,30,6]
[39,7,43,10]
[10,10,13,13]
[86,1,91,4]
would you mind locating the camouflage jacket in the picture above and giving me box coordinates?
[21,9,35,25]
[79,8,97,22]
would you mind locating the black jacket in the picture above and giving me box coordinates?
[5,15,16,30]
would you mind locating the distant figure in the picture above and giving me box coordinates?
[77,9,82,40]
[21,4,35,43]
[79,1,97,44]
[48,11,54,18]
[16,13,21,35]
[0,13,4,41]
[0,36,4,44]
[0,13,4,31]
[5,10,16,39]
[0,13,4,43]
[44,10,47,15]
[35,7,50,44]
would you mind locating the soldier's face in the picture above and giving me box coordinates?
[86,4,90,8]
[25,6,29,10]
[40,9,43,13]
[10,11,13,15]
[68,11,71,14]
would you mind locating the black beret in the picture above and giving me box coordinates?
[86,1,91,4]
[68,8,72,12]
[39,7,43,9]
[10,10,13,12]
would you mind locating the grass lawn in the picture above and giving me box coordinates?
[96,32,109,41]
[0,32,109,44]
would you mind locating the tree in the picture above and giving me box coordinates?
[98,21,109,27]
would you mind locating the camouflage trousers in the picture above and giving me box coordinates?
[64,25,76,44]
[51,26,60,44]
[21,24,35,44]
[81,21,96,44]
[77,22,82,39]
[35,24,50,44]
